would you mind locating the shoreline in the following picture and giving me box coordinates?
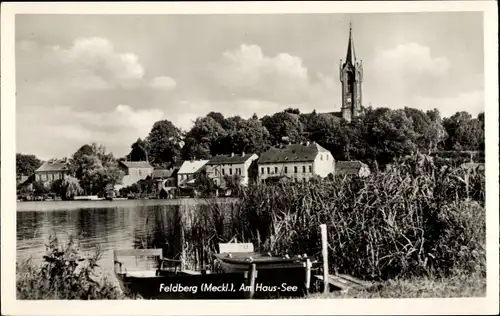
[16,197,239,212]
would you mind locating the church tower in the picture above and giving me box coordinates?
[339,23,363,122]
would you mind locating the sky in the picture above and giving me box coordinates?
[15,12,484,160]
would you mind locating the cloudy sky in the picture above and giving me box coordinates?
[16,12,484,160]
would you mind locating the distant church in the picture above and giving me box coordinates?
[331,23,363,122]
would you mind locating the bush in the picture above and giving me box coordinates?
[17,234,124,299]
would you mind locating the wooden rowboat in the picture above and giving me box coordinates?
[113,248,248,299]
[213,242,317,298]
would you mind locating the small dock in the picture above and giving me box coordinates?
[314,273,374,292]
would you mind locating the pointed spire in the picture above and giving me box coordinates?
[345,22,356,65]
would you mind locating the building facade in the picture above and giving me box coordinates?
[34,159,70,183]
[257,142,335,183]
[339,23,363,122]
[205,153,259,187]
[177,160,209,187]
[117,161,154,188]
[335,161,370,177]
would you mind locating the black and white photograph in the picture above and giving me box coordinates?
[1,2,498,316]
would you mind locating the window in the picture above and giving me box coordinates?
[222,169,225,175]
[302,166,306,173]
[309,166,312,172]
[326,155,329,160]
[274,167,278,174]
[320,155,323,161]
[261,167,264,174]
[294,166,298,173]
[284,167,288,173]
[267,167,270,174]
[230,168,233,175]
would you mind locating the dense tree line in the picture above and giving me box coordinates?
[124,106,485,169]
[17,106,485,197]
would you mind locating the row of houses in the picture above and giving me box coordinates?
[21,142,371,196]
[116,142,371,195]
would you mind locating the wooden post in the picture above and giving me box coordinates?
[248,263,257,299]
[179,206,186,271]
[305,258,311,295]
[320,224,329,293]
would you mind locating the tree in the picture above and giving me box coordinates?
[207,112,226,127]
[182,116,227,159]
[16,154,42,177]
[193,170,218,197]
[128,138,150,162]
[69,144,124,196]
[221,117,271,155]
[404,107,447,153]
[53,176,83,200]
[362,108,418,165]
[443,111,483,151]
[33,180,49,196]
[261,111,305,145]
[146,120,183,166]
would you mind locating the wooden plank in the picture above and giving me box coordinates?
[337,274,373,289]
[219,243,254,254]
[314,275,349,291]
[114,249,163,258]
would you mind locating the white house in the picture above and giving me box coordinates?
[257,142,335,183]
[177,160,209,187]
[205,152,259,187]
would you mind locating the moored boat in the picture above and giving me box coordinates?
[113,248,248,299]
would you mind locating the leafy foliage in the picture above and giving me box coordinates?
[16,153,42,177]
[17,234,123,299]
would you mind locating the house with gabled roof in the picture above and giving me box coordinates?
[34,158,70,183]
[116,160,154,189]
[257,141,335,183]
[335,161,370,177]
[205,152,259,187]
[177,160,209,187]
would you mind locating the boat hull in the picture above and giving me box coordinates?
[115,271,250,299]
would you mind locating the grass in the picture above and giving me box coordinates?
[308,271,486,298]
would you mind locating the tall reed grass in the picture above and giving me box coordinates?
[191,154,485,281]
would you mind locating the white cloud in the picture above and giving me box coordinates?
[150,76,177,91]
[373,42,450,77]
[412,89,484,118]
[17,37,175,92]
[16,105,165,160]
[210,44,312,102]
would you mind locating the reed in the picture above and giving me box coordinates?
[198,153,485,281]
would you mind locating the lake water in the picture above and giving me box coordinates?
[16,199,238,282]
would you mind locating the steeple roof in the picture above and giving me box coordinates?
[345,22,356,65]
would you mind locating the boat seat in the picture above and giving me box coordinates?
[125,270,160,278]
